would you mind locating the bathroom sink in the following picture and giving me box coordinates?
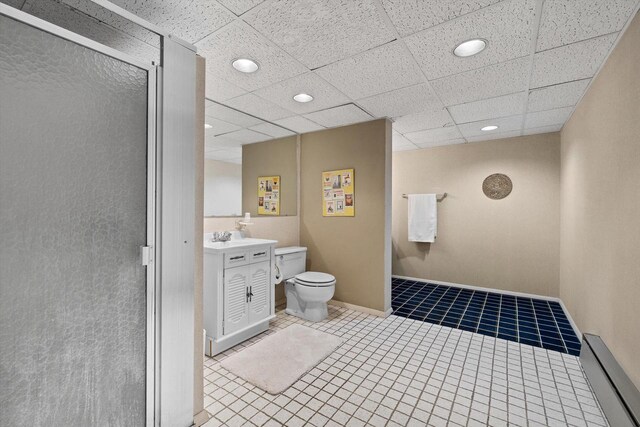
[203,237,277,252]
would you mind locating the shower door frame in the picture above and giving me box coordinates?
[0,3,197,426]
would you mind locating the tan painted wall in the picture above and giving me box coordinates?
[300,119,392,313]
[203,216,299,304]
[194,55,205,422]
[393,134,561,297]
[560,12,640,388]
[242,136,298,217]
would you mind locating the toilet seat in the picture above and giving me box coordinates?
[294,271,335,287]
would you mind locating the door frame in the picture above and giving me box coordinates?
[0,3,197,426]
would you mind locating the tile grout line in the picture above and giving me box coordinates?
[473,292,489,334]
[452,289,475,329]
[545,299,570,354]
[392,280,581,356]
[390,280,428,308]
[395,282,438,317]
[202,301,607,427]
[433,286,463,326]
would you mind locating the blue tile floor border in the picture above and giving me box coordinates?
[392,277,581,356]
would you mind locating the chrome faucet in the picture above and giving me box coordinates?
[212,231,232,242]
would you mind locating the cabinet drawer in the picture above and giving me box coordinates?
[224,251,249,268]
[249,248,270,263]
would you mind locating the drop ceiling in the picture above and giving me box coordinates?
[6,0,640,155]
[204,100,295,163]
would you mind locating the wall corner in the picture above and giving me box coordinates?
[384,119,393,313]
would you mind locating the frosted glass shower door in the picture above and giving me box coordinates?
[0,11,152,427]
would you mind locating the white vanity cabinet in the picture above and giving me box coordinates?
[203,238,277,356]
[222,261,270,335]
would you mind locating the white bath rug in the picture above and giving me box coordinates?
[220,324,343,394]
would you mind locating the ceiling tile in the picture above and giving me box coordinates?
[522,124,563,135]
[110,0,234,43]
[392,131,418,151]
[357,83,443,118]
[206,156,241,163]
[415,138,466,149]
[524,107,573,128]
[381,0,502,37]
[303,104,373,128]
[205,102,264,127]
[431,57,529,106]
[205,134,244,149]
[59,0,160,46]
[204,117,242,136]
[205,71,247,102]
[224,93,295,121]
[404,0,536,80]
[3,0,25,8]
[272,116,325,133]
[527,79,590,112]
[22,0,159,63]
[213,147,242,160]
[243,0,395,69]
[253,72,350,114]
[392,109,454,133]
[315,41,424,100]
[205,147,243,161]
[393,144,419,152]
[536,0,638,51]
[205,155,242,164]
[405,126,463,145]
[449,92,526,124]
[221,129,273,143]
[249,122,296,138]
[195,20,308,92]
[216,0,265,16]
[531,33,617,88]
[466,130,521,142]
[205,146,242,155]
[457,114,523,138]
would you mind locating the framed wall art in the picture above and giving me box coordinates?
[322,169,354,217]
[258,176,280,215]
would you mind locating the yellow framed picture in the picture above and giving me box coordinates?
[258,176,280,215]
[322,169,354,217]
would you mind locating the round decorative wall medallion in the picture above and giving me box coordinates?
[483,173,512,200]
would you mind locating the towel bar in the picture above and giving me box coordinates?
[402,193,447,201]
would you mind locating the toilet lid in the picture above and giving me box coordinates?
[295,271,335,286]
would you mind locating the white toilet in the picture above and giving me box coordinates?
[274,247,335,322]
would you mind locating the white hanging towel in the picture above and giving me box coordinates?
[408,194,437,243]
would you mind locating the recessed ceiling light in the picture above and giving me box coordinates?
[232,58,259,73]
[481,125,498,131]
[293,93,314,103]
[453,39,487,57]
[204,123,212,129]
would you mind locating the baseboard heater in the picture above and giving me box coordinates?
[581,334,640,426]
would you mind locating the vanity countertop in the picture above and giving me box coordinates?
[203,238,277,253]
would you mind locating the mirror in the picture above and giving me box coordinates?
[204,99,298,217]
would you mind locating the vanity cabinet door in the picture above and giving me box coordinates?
[249,261,270,324]
[223,265,250,335]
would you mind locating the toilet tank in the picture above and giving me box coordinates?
[275,247,307,282]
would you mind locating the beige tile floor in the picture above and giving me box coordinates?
[202,305,608,426]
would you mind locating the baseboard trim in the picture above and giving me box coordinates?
[392,274,582,338]
[392,274,558,300]
[193,409,211,427]
[329,299,392,318]
[557,298,582,341]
